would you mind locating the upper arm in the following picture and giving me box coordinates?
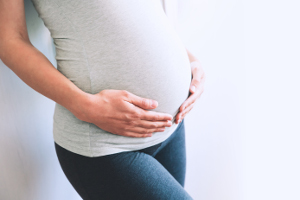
[0,0,30,42]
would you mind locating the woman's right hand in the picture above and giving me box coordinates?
[76,89,173,138]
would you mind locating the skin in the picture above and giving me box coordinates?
[175,49,206,124]
[0,0,204,137]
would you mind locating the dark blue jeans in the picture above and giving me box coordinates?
[54,118,193,200]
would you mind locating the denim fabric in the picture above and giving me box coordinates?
[54,119,193,200]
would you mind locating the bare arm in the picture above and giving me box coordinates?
[0,0,173,137]
[0,0,91,120]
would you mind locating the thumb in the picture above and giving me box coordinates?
[126,92,158,110]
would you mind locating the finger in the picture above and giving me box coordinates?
[184,81,205,109]
[190,62,206,93]
[190,65,203,88]
[181,102,195,119]
[179,83,204,113]
[135,119,172,129]
[175,111,183,124]
[139,110,173,121]
[174,113,180,124]
[123,90,159,110]
[176,102,195,124]
[190,78,200,94]
[121,131,153,138]
[175,110,184,124]
[190,71,206,94]
[127,126,166,135]
[179,93,198,112]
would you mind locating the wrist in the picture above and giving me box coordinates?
[69,90,95,122]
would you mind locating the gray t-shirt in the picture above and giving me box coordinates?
[31,0,192,157]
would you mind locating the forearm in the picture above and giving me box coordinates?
[0,38,92,119]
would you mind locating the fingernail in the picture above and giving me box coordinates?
[151,101,157,107]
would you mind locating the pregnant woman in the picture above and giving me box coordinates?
[0,0,205,199]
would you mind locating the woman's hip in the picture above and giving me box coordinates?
[54,119,190,199]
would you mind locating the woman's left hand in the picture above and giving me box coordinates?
[175,60,206,124]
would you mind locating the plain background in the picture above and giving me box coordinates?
[0,0,299,199]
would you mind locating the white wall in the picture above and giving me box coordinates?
[174,0,244,199]
[244,0,300,199]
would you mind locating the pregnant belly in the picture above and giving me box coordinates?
[54,0,192,120]
[57,40,192,123]
[91,44,192,119]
